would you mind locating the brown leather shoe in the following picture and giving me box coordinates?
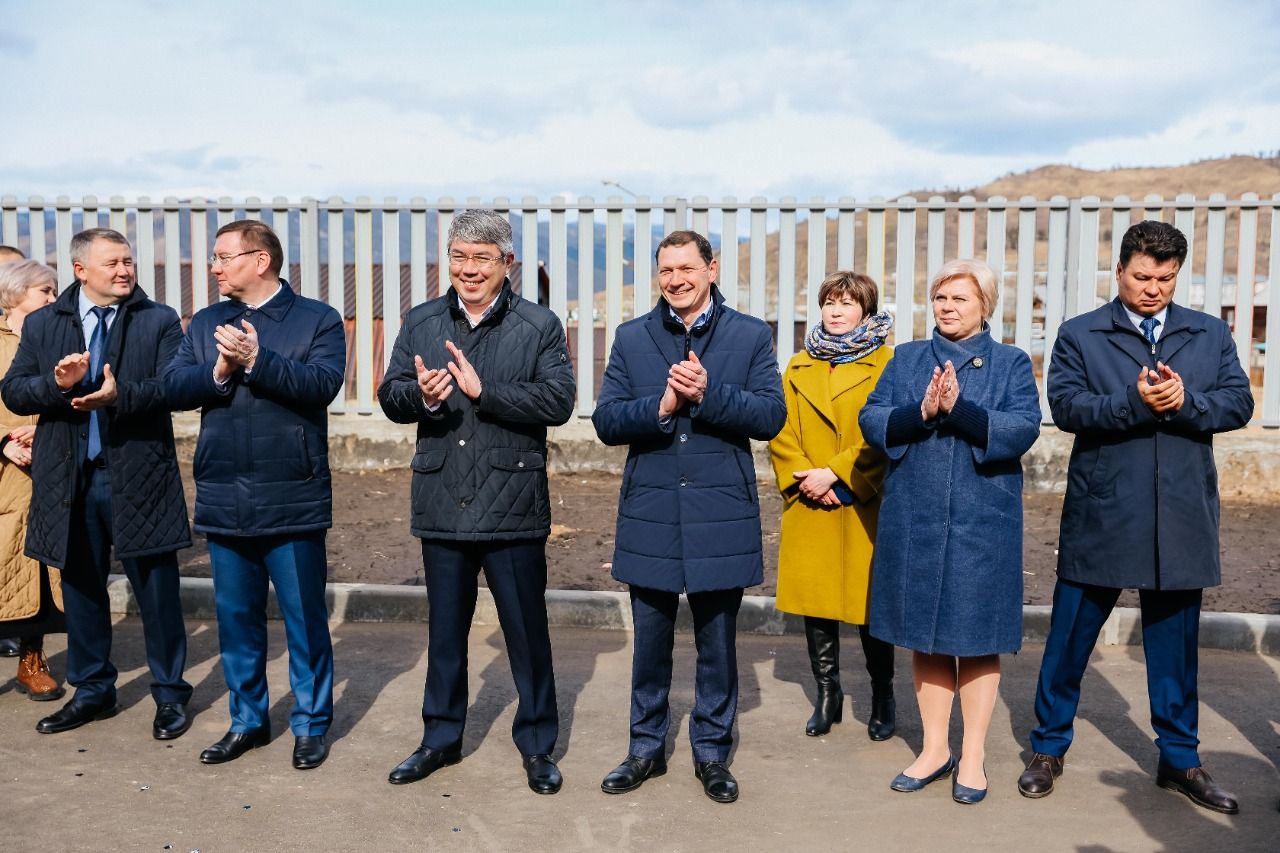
[15,643,65,702]
[1017,753,1063,798]
[1156,764,1239,815]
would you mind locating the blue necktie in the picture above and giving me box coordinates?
[1140,316,1160,347]
[86,305,115,461]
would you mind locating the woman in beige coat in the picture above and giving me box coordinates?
[0,259,64,700]
[769,272,896,738]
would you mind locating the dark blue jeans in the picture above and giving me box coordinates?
[60,464,190,706]
[628,585,744,763]
[1030,578,1203,769]
[419,538,558,756]
[208,532,333,736]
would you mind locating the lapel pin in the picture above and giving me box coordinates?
[972,357,983,368]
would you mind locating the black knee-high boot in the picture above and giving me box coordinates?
[858,624,895,741]
[804,616,842,736]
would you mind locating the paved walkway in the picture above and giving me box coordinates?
[2,618,1278,852]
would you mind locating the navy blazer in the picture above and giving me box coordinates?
[1048,298,1252,590]
[164,281,345,537]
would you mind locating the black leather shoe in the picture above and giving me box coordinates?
[36,697,120,734]
[199,727,271,764]
[522,754,562,794]
[601,755,668,794]
[293,735,329,770]
[387,745,462,785]
[1017,753,1064,798]
[1156,763,1239,815]
[0,638,20,656]
[694,761,739,804]
[153,703,190,740]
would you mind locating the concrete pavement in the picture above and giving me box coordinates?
[2,617,1279,852]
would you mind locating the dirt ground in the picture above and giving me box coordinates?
[173,469,1280,615]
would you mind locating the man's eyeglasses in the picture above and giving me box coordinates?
[658,265,710,281]
[447,252,507,269]
[209,250,264,266]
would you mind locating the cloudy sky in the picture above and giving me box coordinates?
[3,0,1279,202]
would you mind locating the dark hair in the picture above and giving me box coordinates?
[818,271,879,316]
[70,228,130,265]
[1119,220,1188,268]
[656,230,714,265]
[216,220,284,275]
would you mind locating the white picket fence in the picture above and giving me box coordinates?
[2,193,1277,425]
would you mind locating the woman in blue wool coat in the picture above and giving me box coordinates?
[859,259,1040,805]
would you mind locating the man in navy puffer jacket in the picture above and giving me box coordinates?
[165,220,345,771]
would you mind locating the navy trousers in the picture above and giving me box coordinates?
[419,538,558,756]
[208,532,333,736]
[1030,578,1203,769]
[628,585,744,763]
[60,464,190,706]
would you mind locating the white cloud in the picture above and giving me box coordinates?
[1,0,1278,202]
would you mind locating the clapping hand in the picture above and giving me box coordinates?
[1136,361,1184,414]
[445,340,483,399]
[668,351,708,404]
[214,319,260,372]
[938,360,959,414]
[71,364,117,411]
[53,351,91,390]
[921,366,943,421]
[415,354,454,407]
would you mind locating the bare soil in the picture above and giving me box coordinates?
[173,470,1280,615]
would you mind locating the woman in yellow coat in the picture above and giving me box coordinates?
[770,271,895,738]
[0,258,64,700]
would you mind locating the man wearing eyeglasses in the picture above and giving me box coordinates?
[165,220,345,771]
[1,228,194,739]
[378,209,575,794]
[592,230,786,803]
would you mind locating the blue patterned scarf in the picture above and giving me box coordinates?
[804,310,893,364]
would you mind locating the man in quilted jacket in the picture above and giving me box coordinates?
[378,209,575,794]
[0,228,193,739]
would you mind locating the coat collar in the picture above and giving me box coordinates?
[929,324,994,369]
[53,280,149,317]
[446,279,514,328]
[788,348,882,427]
[644,285,725,364]
[1092,298,1205,367]
[229,278,297,321]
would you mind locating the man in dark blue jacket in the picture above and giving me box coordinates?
[592,230,786,804]
[1,228,193,739]
[165,220,345,770]
[1019,221,1252,814]
[378,209,575,794]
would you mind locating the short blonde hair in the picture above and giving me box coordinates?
[0,260,57,311]
[928,258,998,319]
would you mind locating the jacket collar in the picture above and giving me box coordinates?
[447,279,514,327]
[788,348,882,427]
[1094,298,1204,366]
[646,285,725,365]
[228,278,296,321]
[53,280,149,317]
[929,323,993,368]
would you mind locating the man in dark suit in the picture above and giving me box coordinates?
[591,230,787,804]
[165,220,345,770]
[1,228,193,739]
[1019,221,1253,814]
[377,209,575,794]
